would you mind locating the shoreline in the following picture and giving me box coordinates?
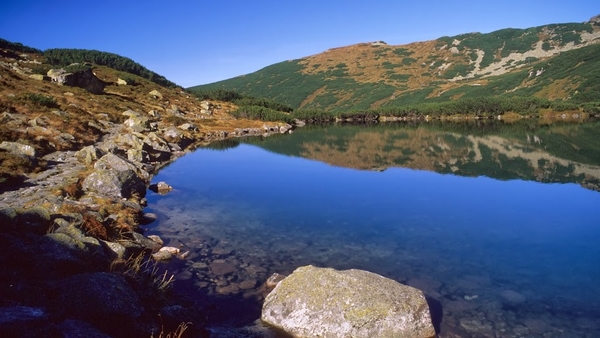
[0,97,293,336]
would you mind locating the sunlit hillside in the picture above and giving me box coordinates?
[190,16,600,111]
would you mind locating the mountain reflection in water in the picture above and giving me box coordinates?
[240,119,600,192]
[147,119,600,337]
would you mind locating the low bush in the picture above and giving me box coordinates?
[26,93,58,108]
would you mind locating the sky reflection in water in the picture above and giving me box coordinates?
[148,138,600,335]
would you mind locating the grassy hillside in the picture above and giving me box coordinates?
[190,18,600,112]
[0,39,277,187]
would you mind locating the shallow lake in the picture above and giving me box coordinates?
[146,120,600,337]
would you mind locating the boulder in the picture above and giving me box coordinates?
[93,152,149,180]
[17,207,52,234]
[51,272,143,332]
[127,148,149,164]
[75,145,103,165]
[82,168,146,199]
[47,67,105,94]
[148,89,163,99]
[124,115,150,132]
[0,306,49,336]
[261,265,436,338]
[28,74,45,81]
[81,153,148,198]
[178,123,198,131]
[0,141,36,158]
[149,181,172,193]
[0,207,18,231]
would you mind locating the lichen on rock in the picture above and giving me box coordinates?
[261,265,436,338]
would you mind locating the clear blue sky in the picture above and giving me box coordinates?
[1,1,598,87]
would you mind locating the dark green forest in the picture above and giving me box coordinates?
[43,49,177,87]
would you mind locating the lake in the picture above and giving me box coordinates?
[146,119,600,337]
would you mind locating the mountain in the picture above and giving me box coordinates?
[234,120,600,192]
[190,16,600,112]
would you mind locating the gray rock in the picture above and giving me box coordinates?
[52,272,143,320]
[120,232,162,254]
[75,145,103,165]
[55,319,112,338]
[54,223,86,239]
[0,141,36,158]
[127,148,149,163]
[0,207,18,231]
[162,126,183,140]
[144,132,170,152]
[148,109,161,118]
[0,306,49,336]
[261,265,436,338]
[167,105,185,117]
[178,123,198,131]
[17,207,51,234]
[97,140,118,154]
[100,240,127,259]
[149,181,172,193]
[124,116,150,132]
[115,133,146,151]
[82,168,146,199]
[122,109,141,118]
[93,152,149,180]
[148,89,163,99]
[48,67,105,94]
[36,233,94,277]
[28,74,45,81]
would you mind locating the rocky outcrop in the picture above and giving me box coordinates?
[261,265,436,338]
[52,272,144,336]
[82,153,147,198]
[47,67,106,94]
[0,141,36,158]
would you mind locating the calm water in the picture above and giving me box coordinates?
[147,121,600,337]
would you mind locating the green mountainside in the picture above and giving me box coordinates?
[190,17,600,112]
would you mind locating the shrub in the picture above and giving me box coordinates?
[26,93,58,108]
[119,74,138,86]
[231,105,294,123]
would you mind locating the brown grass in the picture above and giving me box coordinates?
[81,212,109,240]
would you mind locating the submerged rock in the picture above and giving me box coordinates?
[261,265,436,338]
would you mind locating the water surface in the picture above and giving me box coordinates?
[147,120,600,337]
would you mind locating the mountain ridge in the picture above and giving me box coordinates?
[190,16,600,112]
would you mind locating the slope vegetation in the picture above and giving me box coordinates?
[190,17,600,111]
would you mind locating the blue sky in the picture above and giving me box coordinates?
[1,1,598,87]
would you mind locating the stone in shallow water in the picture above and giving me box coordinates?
[209,261,236,276]
[238,279,257,290]
[261,265,436,338]
[500,289,527,305]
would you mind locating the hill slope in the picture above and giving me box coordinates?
[190,17,600,111]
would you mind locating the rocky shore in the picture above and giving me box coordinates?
[0,50,293,337]
[0,112,292,337]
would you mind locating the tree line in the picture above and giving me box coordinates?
[191,87,599,124]
[43,48,177,88]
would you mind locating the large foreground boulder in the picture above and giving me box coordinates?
[261,265,435,338]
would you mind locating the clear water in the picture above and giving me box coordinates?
[146,122,600,337]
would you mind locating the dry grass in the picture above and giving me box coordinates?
[112,252,176,294]
[153,321,190,338]
[81,212,109,240]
